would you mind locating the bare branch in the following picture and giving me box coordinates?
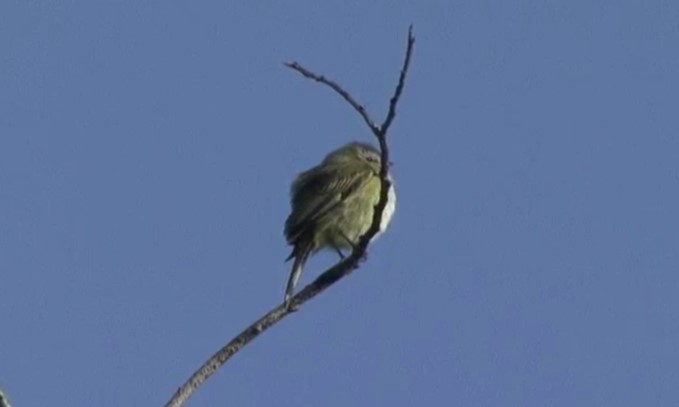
[165,26,415,407]
[283,62,380,136]
[380,25,415,137]
[165,304,289,407]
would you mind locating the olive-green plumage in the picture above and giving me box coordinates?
[283,142,396,304]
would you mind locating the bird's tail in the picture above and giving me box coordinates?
[284,244,312,305]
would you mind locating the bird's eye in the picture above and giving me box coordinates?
[366,154,379,163]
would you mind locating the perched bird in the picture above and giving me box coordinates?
[283,142,396,305]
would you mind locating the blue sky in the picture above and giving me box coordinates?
[2,1,678,406]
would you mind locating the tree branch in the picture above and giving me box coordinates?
[283,62,381,136]
[164,25,414,407]
[380,25,415,139]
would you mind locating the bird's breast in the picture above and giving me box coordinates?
[370,181,396,243]
[380,184,396,231]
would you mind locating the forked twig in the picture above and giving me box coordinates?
[164,25,414,407]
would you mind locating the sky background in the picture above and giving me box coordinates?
[1,1,678,406]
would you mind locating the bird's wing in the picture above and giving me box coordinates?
[285,166,373,243]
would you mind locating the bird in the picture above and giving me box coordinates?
[283,141,396,306]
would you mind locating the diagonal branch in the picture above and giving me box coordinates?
[164,25,414,407]
[283,62,380,136]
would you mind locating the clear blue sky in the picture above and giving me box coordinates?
[2,1,678,406]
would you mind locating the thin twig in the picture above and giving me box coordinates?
[165,26,414,407]
[380,25,416,137]
[283,62,380,135]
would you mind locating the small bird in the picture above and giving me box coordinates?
[283,142,396,305]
